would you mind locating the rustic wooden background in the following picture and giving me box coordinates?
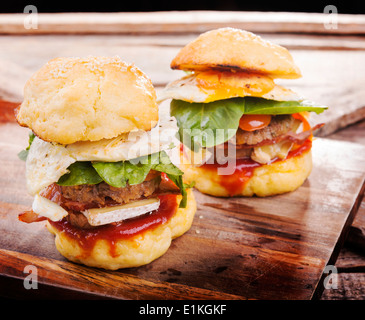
[0,11,364,299]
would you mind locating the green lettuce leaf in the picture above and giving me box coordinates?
[92,160,152,188]
[244,97,327,115]
[170,97,327,148]
[92,151,183,188]
[57,151,188,208]
[166,173,187,208]
[170,98,244,149]
[151,151,184,176]
[57,162,103,186]
[149,152,186,208]
[91,162,123,188]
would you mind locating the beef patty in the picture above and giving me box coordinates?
[235,115,295,146]
[60,178,160,210]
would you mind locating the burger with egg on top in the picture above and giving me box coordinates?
[159,28,327,197]
[16,56,196,270]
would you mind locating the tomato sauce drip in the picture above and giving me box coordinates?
[239,114,272,131]
[201,139,312,196]
[48,194,178,258]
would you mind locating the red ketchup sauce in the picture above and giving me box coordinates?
[200,139,312,197]
[48,194,178,258]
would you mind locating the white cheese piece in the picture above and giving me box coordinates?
[32,194,68,221]
[176,143,212,166]
[251,140,294,164]
[82,198,160,226]
[250,118,303,164]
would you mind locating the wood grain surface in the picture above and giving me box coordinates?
[0,11,364,300]
[0,11,365,35]
[0,118,364,299]
[321,120,365,300]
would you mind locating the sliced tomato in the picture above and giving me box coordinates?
[160,172,179,191]
[239,114,272,131]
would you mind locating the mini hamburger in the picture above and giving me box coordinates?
[16,56,196,270]
[159,28,326,197]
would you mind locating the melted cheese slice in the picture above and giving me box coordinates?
[82,198,160,226]
[158,71,301,103]
[246,118,303,164]
[251,140,294,164]
[26,116,178,196]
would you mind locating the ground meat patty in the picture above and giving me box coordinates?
[61,178,160,229]
[235,115,295,146]
[60,178,160,210]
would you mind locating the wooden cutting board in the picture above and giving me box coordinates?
[0,119,364,299]
[0,11,364,299]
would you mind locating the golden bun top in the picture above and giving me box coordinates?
[171,28,302,79]
[16,56,158,145]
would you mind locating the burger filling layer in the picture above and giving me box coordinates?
[18,116,189,229]
[170,96,326,167]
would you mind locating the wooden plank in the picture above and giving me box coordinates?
[320,273,365,300]
[0,10,363,301]
[0,274,109,299]
[272,49,365,137]
[0,60,32,102]
[263,34,365,51]
[326,119,365,255]
[0,249,243,300]
[328,119,365,145]
[0,118,364,299]
[0,11,365,35]
[320,116,365,300]
[335,247,365,271]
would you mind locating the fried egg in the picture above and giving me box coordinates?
[158,71,302,103]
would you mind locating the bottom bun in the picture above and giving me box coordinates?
[179,148,312,197]
[46,189,196,270]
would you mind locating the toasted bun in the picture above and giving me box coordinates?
[46,189,196,270]
[179,150,312,197]
[171,28,301,79]
[16,56,158,145]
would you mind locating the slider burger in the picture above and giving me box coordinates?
[159,28,327,197]
[16,56,196,270]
